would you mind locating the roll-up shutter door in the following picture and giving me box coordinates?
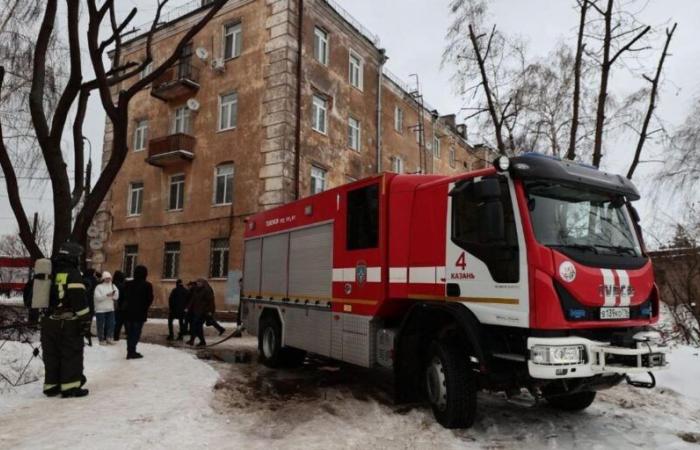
[288,224,332,299]
[243,238,262,296]
[260,232,289,297]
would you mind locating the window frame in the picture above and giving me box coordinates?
[313,26,329,66]
[433,135,441,159]
[394,106,403,133]
[223,22,243,60]
[139,61,153,80]
[310,165,327,195]
[172,106,192,134]
[133,119,149,152]
[127,181,144,217]
[348,116,361,151]
[449,147,456,167]
[348,49,364,90]
[213,164,234,206]
[311,94,328,135]
[123,245,138,279]
[218,91,238,131]
[392,156,404,174]
[162,241,181,280]
[209,238,230,279]
[168,173,185,211]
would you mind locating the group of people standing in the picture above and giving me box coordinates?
[167,278,225,347]
[84,265,154,359]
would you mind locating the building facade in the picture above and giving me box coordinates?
[90,0,489,308]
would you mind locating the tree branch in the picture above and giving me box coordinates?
[70,88,91,207]
[566,0,588,160]
[627,23,676,179]
[0,67,43,259]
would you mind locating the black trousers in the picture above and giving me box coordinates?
[168,311,184,337]
[191,316,205,344]
[40,317,84,392]
[113,311,125,340]
[205,315,225,333]
[125,321,144,355]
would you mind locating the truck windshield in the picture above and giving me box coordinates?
[526,182,641,257]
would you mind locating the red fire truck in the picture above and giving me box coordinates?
[240,153,667,428]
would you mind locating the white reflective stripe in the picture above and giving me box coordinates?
[389,267,407,283]
[343,268,355,282]
[67,283,86,290]
[332,269,344,282]
[616,269,631,306]
[409,267,436,284]
[436,266,446,282]
[600,269,616,306]
[366,267,381,283]
[75,307,90,317]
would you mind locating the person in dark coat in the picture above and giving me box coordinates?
[187,279,215,347]
[82,268,98,317]
[112,270,127,340]
[122,265,153,359]
[167,279,188,341]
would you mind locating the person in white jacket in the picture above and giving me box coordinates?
[94,271,119,345]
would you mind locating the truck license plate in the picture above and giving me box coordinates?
[600,307,630,320]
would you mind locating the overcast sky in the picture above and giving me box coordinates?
[1,0,698,242]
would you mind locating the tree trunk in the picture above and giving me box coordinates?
[592,0,614,168]
[566,0,588,161]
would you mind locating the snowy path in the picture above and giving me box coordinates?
[1,332,699,449]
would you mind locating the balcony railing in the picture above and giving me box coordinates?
[147,133,196,167]
[151,63,200,101]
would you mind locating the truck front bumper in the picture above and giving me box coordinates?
[526,335,668,380]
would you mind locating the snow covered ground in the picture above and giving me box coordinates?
[1,328,699,449]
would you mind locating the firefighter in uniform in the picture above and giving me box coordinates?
[41,241,91,398]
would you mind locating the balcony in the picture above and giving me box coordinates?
[150,63,200,101]
[146,133,195,167]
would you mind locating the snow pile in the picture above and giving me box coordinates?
[0,295,23,306]
[0,343,232,450]
[0,341,43,392]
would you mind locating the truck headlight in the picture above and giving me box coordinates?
[530,345,586,365]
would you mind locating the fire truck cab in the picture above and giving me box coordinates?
[240,153,667,428]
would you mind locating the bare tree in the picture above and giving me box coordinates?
[444,0,676,172]
[0,0,229,260]
[0,217,51,257]
[657,96,700,194]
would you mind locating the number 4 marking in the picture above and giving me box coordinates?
[455,252,466,271]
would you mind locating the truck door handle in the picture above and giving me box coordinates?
[446,283,461,298]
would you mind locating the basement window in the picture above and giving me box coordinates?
[162,242,181,280]
[210,238,230,279]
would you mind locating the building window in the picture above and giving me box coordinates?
[312,95,327,134]
[310,165,327,195]
[348,50,363,89]
[213,164,234,205]
[168,174,185,211]
[392,156,404,174]
[394,106,403,133]
[123,245,138,279]
[210,238,229,278]
[139,61,153,80]
[348,117,361,151]
[450,147,456,167]
[433,135,441,158]
[313,27,329,65]
[173,106,191,134]
[219,92,238,131]
[223,22,242,60]
[128,182,144,216]
[162,242,181,279]
[133,119,149,151]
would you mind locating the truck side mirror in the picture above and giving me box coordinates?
[479,201,505,243]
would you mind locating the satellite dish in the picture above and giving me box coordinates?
[195,47,209,61]
[186,98,200,111]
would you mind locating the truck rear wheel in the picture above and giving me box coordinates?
[258,314,306,368]
[545,391,597,411]
[425,340,477,428]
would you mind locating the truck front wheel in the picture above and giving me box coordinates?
[545,391,597,411]
[425,340,477,428]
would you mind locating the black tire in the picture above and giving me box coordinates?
[545,391,597,411]
[425,340,477,428]
[258,314,306,368]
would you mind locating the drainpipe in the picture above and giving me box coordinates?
[376,49,387,173]
[294,0,304,200]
